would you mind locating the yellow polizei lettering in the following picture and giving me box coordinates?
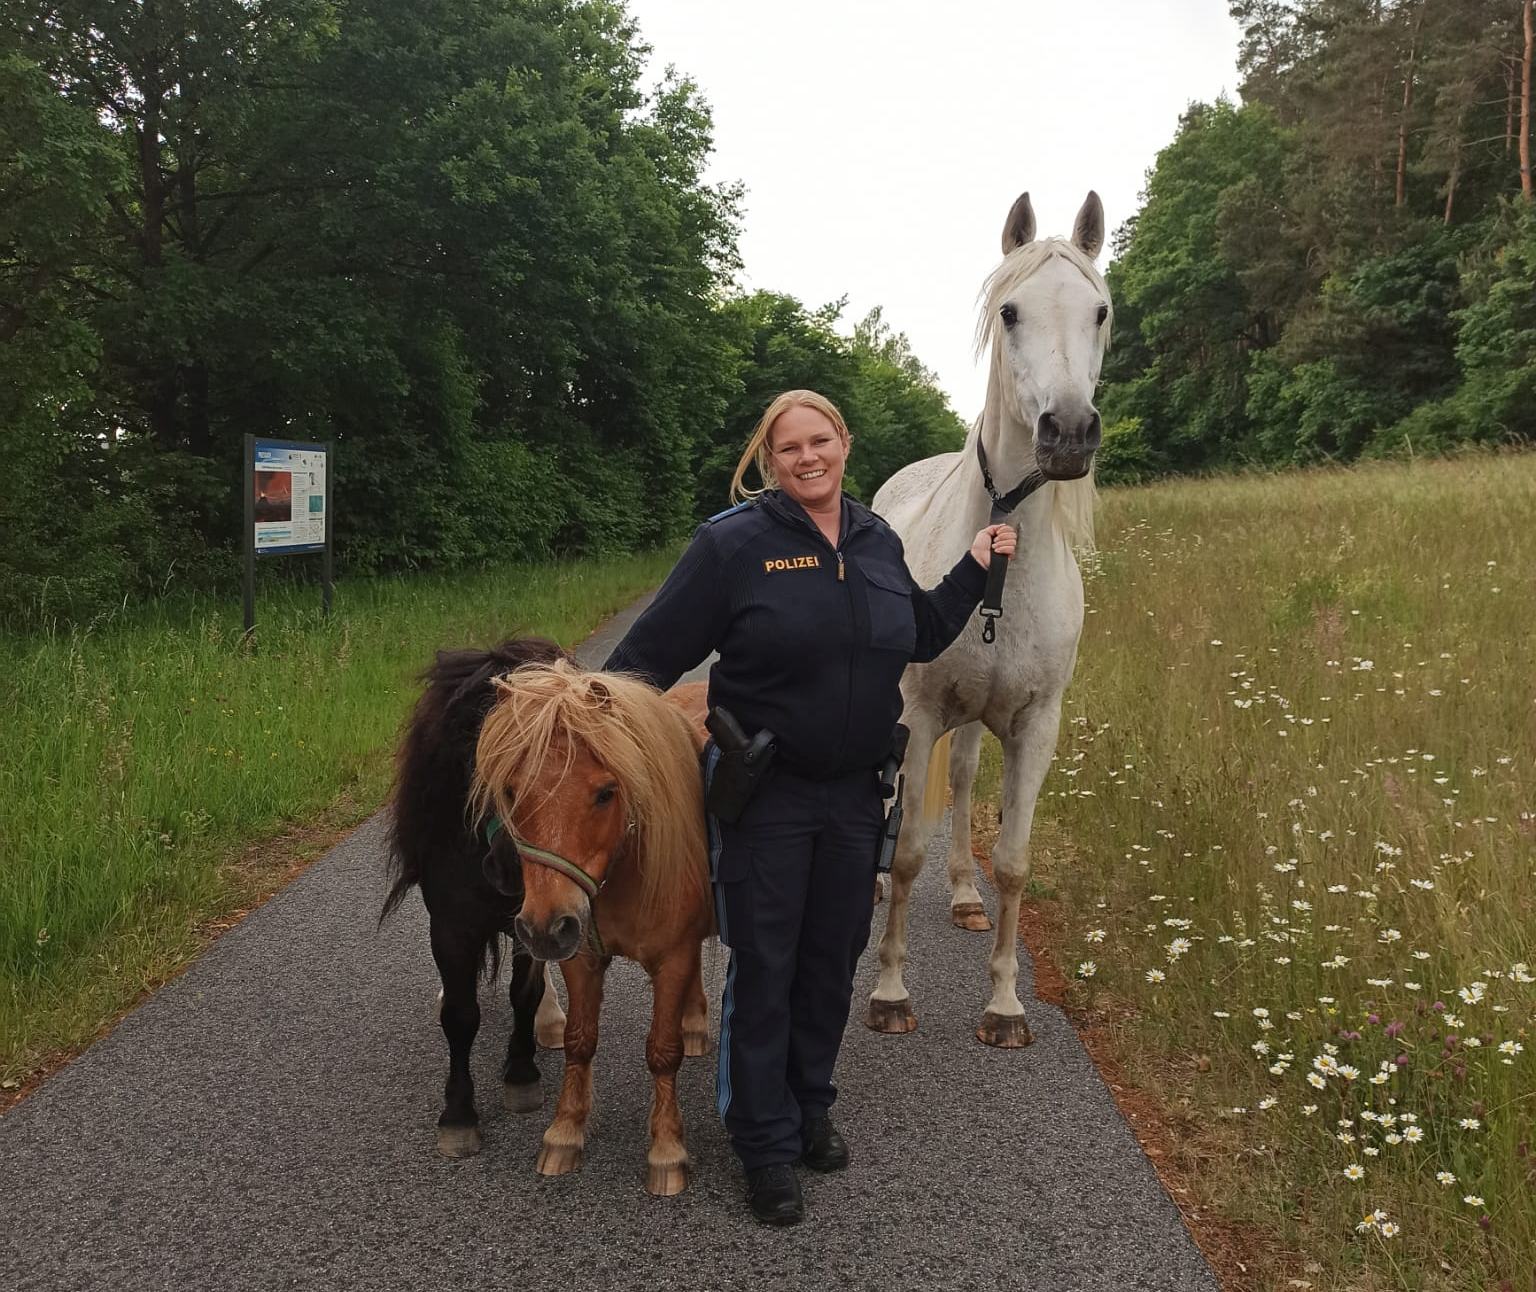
[763,555,821,573]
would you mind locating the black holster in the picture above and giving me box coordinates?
[704,705,777,824]
[875,723,910,873]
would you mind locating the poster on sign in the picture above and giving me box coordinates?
[253,439,327,553]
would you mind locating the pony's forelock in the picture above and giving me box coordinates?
[471,661,707,918]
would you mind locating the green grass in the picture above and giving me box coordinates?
[0,550,676,1087]
[974,451,1535,1290]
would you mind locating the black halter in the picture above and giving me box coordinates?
[975,436,1047,644]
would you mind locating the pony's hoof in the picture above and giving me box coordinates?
[950,902,993,932]
[536,1021,566,1050]
[872,875,887,905]
[503,1080,543,1113]
[975,1010,1033,1049]
[865,995,917,1034]
[436,1124,483,1158]
[646,1156,691,1197]
[683,1029,711,1058]
[536,1140,584,1176]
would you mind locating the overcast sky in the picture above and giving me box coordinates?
[624,0,1243,419]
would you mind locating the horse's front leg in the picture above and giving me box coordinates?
[681,948,710,1057]
[536,953,607,1176]
[643,941,699,1196]
[502,950,544,1113]
[534,961,567,1049]
[430,916,489,1157]
[945,721,992,931]
[976,700,1062,1048]
[866,707,945,1034]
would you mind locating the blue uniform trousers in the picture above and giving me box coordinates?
[708,757,884,1170]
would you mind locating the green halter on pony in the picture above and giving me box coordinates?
[484,815,608,959]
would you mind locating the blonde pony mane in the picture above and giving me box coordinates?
[470,660,707,918]
[971,237,1109,554]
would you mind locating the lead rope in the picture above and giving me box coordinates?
[975,436,1047,644]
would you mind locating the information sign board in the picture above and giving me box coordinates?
[253,438,328,554]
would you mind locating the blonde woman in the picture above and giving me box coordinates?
[604,390,1014,1225]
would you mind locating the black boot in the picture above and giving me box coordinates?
[745,1163,804,1226]
[800,1114,849,1172]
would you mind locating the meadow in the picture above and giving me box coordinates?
[0,551,675,1089]
[976,452,1535,1290]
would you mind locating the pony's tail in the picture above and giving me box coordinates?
[919,730,953,828]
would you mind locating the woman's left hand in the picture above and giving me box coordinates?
[969,523,1017,571]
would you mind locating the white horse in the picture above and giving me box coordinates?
[868,190,1109,1048]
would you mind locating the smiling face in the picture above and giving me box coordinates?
[767,404,849,512]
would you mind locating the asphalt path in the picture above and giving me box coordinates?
[2,596,1217,1292]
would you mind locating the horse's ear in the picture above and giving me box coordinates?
[1072,191,1105,259]
[1001,192,1036,253]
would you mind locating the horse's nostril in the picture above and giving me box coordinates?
[1086,412,1103,449]
[553,914,581,946]
[1037,411,1062,447]
[513,916,535,948]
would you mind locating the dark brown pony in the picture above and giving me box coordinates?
[384,639,562,1158]
[385,640,713,1195]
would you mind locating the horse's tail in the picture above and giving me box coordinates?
[382,636,567,923]
[919,730,953,829]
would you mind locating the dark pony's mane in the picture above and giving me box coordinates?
[383,637,568,922]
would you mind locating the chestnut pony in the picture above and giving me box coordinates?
[384,638,712,1195]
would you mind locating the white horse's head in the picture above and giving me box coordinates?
[977,191,1111,481]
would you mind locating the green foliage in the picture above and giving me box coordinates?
[1093,417,1166,486]
[692,294,966,514]
[1,5,957,628]
[1101,100,1298,471]
[1101,2,1535,478]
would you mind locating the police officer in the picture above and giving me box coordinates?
[603,389,1015,1225]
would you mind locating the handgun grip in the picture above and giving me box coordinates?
[705,705,748,751]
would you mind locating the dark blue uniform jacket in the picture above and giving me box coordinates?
[603,490,988,780]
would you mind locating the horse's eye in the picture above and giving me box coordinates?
[1095,303,1109,327]
[999,303,1018,328]
[594,783,618,807]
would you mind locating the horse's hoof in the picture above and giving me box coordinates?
[503,1080,543,1113]
[536,1021,566,1050]
[683,1029,711,1058]
[436,1124,483,1158]
[975,1010,1033,1049]
[865,995,918,1034]
[872,875,887,905]
[646,1156,691,1197]
[536,1140,584,1176]
[950,902,992,932]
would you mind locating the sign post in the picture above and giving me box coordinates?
[243,434,334,646]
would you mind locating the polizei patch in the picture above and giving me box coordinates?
[763,555,821,573]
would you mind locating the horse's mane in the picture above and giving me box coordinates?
[470,660,708,919]
[971,237,1110,554]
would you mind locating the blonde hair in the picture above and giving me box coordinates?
[728,389,852,503]
[471,660,708,919]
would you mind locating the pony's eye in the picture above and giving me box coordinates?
[999,303,1018,328]
[594,783,618,807]
[1095,303,1109,327]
